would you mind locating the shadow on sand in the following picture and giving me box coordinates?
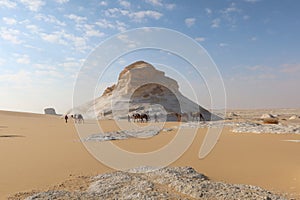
[0,134,24,138]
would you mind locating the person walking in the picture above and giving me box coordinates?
[65,115,68,123]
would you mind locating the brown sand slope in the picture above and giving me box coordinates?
[0,110,300,199]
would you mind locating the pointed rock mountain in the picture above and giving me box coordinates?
[69,61,221,121]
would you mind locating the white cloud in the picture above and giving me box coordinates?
[119,0,130,8]
[243,15,250,20]
[205,8,212,15]
[104,8,129,18]
[195,37,205,42]
[65,14,87,24]
[26,24,41,33]
[39,30,90,52]
[96,19,113,29]
[211,18,220,28]
[165,3,175,10]
[96,19,127,31]
[117,34,140,48]
[63,32,89,52]
[220,2,241,27]
[251,36,257,41]
[54,0,69,4]
[35,14,66,26]
[83,24,105,37]
[115,21,127,32]
[244,0,260,3]
[145,0,163,7]
[16,54,30,64]
[40,31,67,45]
[99,1,108,6]
[0,27,22,44]
[2,17,17,25]
[105,8,162,22]
[144,0,175,10]
[0,0,17,8]
[19,0,45,12]
[221,3,240,15]
[130,10,163,21]
[219,43,228,47]
[185,18,196,27]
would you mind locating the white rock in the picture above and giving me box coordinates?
[68,61,221,121]
[289,115,299,120]
[260,113,275,119]
[228,112,238,117]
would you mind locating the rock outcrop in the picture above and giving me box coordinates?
[260,113,275,119]
[69,61,221,121]
[289,115,299,120]
[44,108,57,115]
[23,167,286,200]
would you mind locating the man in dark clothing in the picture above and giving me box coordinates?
[65,115,68,123]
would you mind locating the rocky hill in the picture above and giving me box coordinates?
[68,61,221,121]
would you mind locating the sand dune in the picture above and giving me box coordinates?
[1,110,300,199]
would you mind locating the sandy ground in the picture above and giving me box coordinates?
[1,110,300,199]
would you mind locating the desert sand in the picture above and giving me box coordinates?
[1,110,300,199]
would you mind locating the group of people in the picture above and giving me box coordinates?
[64,114,84,124]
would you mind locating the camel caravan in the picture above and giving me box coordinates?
[64,111,206,124]
[128,111,206,123]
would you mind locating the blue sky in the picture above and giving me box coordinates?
[0,0,300,113]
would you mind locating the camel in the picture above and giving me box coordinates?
[73,114,84,124]
[132,113,141,122]
[140,113,149,123]
[131,113,149,123]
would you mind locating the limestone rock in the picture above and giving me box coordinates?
[289,115,299,120]
[260,113,275,119]
[24,166,286,200]
[68,61,221,121]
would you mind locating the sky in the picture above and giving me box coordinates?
[0,0,300,114]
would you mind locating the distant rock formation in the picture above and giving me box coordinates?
[260,113,275,119]
[289,115,299,120]
[68,61,221,121]
[44,108,57,115]
[228,112,238,117]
